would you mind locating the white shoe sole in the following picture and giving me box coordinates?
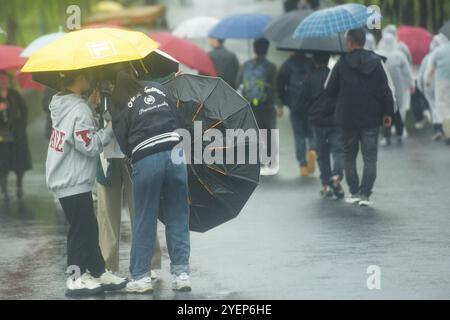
[359,201,373,207]
[346,198,361,205]
[126,286,153,294]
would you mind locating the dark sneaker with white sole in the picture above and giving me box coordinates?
[320,186,334,198]
[329,177,345,200]
[346,194,361,204]
[358,195,373,207]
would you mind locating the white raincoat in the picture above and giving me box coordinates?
[377,34,414,120]
[418,34,447,124]
[426,40,450,125]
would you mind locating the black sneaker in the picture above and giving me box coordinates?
[320,186,334,198]
[329,177,345,200]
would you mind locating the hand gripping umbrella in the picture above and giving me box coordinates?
[163,74,260,232]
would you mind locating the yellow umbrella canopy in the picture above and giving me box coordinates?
[22,28,159,72]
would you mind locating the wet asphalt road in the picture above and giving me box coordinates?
[1,108,450,300]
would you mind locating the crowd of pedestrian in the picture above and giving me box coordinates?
[205,24,450,209]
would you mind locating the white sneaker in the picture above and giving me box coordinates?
[126,276,153,294]
[346,194,361,205]
[172,273,192,292]
[97,270,127,292]
[66,273,104,297]
[260,166,272,176]
[379,138,391,147]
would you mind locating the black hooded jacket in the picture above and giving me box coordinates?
[111,80,182,163]
[326,49,395,130]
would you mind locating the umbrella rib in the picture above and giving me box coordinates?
[191,104,252,145]
[207,120,223,130]
[197,176,214,195]
[192,103,204,122]
[207,165,228,176]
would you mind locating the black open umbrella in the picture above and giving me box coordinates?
[264,9,312,42]
[264,9,347,54]
[163,74,260,233]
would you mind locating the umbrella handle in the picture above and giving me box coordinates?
[338,32,344,52]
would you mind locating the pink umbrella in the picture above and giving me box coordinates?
[0,45,27,71]
[398,26,432,65]
[16,72,44,91]
[150,32,217,76]
[0,45,42,90]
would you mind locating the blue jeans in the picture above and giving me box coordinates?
[130,150,190,279]
[314,127,345,186]
[290,111,316,166]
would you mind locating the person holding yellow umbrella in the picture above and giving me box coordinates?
[22,28,160,297]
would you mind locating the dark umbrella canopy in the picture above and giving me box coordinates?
[264,9,313,42]
[264,9,347,54]
[163,74,260,233]
[277,32,347,54]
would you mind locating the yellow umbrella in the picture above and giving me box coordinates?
[22,28,159,72]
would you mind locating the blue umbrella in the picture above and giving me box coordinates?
[209,13,272,40]
[294,4,381,39]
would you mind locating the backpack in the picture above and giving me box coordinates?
[242,60,273,108]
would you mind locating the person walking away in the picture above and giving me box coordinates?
[277,52,316,177]
[326,29,395,207]
[379,25,413,138]
[237,38,280,175]
[111,71,191,294]
[426,38,450,143]
[0,71,32,202]
[376,33,414,146]
[380,25,413,66]
[46,69,127,297]
[300,52,345,199]
[419,34,448,141]
[208,38,240,89]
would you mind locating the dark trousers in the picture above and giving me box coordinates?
[59,192,105,278]
[253,107,276,165]
[383,111,403,139]
[290,110,316,166]
[314,126,345,186]
[343,127,379,197]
